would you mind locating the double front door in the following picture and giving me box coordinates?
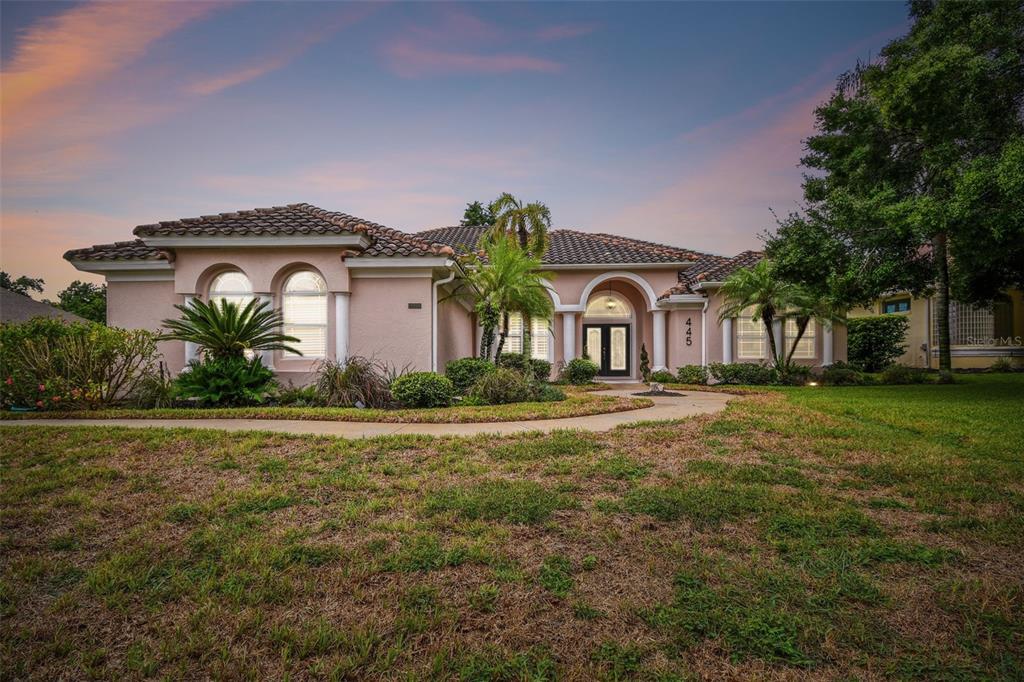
[583,324,630,377]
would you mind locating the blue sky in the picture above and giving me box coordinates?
[1,1,909,294]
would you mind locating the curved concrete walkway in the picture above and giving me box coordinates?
[1,389,732,439]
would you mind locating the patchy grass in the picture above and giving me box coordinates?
[0,392,650,424]
[1,374,1022,679]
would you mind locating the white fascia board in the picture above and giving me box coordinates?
[350,269,434,279]
[345,256,453,269]
[68,259,173,274]
[692,281,724,291]
[141,234,371,248]
[544,261,693,271]
[660,294,708,306]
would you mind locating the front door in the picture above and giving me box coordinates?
[583,324,630,377]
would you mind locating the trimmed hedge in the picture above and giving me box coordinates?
[561,358,599,385]
[445,357,495,394]
[848,315,909,372]
[497,352,552,380]
[470,368,532,405]
[676,365,709,385]
[708,362,777,385]
[390,372,454,408]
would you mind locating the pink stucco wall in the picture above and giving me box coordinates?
[349,276,432,371]
[172,247,350,294]
[437,295,475,370]
[107,280,186,374]
[667,307,704,370]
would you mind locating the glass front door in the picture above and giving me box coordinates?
[583,324,630,377]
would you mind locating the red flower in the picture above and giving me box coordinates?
[52,396,61,402]
[4,377,11,385]
[36,400,44,408]
[38,384,45,391]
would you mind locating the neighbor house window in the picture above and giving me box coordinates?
[736,307,766,360]
[784,318,816,360]
[504,312,551,360]
[935,299,1014,346]
[209,271,253,308]
[283,271,327,357]
[883,298,911,314]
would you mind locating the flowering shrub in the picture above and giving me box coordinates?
[1,318,159,410]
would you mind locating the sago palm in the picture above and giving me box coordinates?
[159,298,301,361]
[718,259,798,368]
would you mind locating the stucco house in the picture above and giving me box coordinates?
[850,290,1023,369]
[65,203,847,383]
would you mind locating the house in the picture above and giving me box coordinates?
[850,290,1023,369]
[65,203,847,382]
[0,289,88,324]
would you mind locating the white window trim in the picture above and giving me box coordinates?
[784,318,816,360]
[505,312,554,362]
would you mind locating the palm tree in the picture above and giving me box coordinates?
[487,193,552,255]
[447,233,554,361]
[718,259,798,368]
[487,193,552,357]
[781,289,846,367]
[159,298,301,361]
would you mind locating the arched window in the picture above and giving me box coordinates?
[585,292,632,319]
[283,270,327,357]
[209,271,253,308]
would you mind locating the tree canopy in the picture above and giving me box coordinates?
[48,281,106,324]
[0,272,45,297]
[765,0,1024,378]
[460,201,495,227]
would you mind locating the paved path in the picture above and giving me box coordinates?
[1,389,732,439]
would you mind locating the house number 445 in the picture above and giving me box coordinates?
[685,317,693,346]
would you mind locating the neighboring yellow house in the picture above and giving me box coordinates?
[849,290,1024,369]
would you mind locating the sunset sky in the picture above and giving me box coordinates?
[1,1,909,295]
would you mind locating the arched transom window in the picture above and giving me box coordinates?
[209,271,253,308]
[584,292,632,319]
[283,271,327,357]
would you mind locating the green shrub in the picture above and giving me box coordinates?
[470,368,532,405]
[132,362,177,408]
[649,369,676,384]
[821,362,867,386]
[315,356,394,408]
[776,364,812,386]
[989,357,1014,373]
[496,352,529,373]
[175,356,275,406]
[879,364,929,385]
[533,383,566,403]
[676,365,709,385]
[848,315,909,372]
[530,358,552,380]
[445,357,495,394]
[391,372,454,408]
[561,357,599,385]
[708,362,777,385]
[275,384,320,406]
[1,318,160,409]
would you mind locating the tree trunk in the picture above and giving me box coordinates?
[522,313,532,360]
[763,309,780,368]
[933,232,953,383]
[785,317,811,366]
[494,311,510,359]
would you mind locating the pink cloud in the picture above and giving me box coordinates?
[384,41,563,78]
[535,22,599,41]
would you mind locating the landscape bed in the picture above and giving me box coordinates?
[0,392,651,424]
[1,374,1021,679]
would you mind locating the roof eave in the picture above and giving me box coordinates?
[138,234,372,249]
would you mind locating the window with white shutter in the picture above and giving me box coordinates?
[505,312,551,360]
[737,307,766,360]
[283,271,327,357]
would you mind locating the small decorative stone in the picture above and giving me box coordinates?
[649,382,665,394]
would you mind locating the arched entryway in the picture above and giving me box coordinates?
[583,291,633,376]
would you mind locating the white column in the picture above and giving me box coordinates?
[823,326,834,366]
[257,294,274,368]
[652,310,667,371]
[334,292,350,364]
[773,319,784,362]
[183,295,198,367]
[722,317,733,363]
[562,312,576,363]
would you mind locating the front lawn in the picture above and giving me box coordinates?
[2,375,1021,679]
[0,391,650,424]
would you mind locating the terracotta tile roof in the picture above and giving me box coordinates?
[416,226,706,265]
[67,204,452,264]
[64,239,167,262]
[660,250,763,298]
